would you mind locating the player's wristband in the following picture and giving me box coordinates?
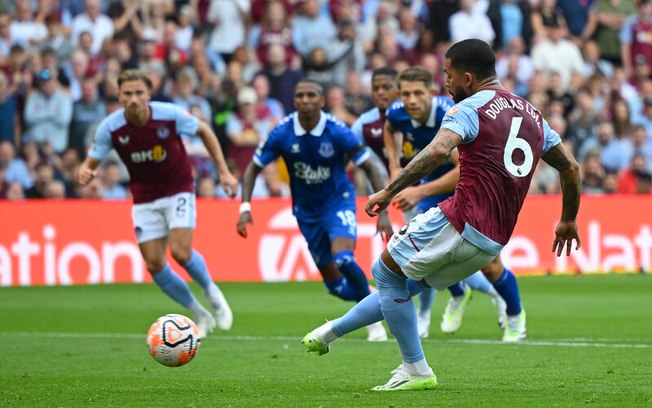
[239,202,251,214]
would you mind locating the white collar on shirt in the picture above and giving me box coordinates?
[410,102,436,128]
[293,111,327,136]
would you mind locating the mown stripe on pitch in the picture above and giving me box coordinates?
[1,331,651,349]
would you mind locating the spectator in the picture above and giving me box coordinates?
[175,5,195,52]
[567,87,600,153]
[171,69,212,123]
[581,152,606,194]
[38,13,74,64]
[617,153,652,194]
[251,73,284,122]
[427,0,459,47]
[260,44,303,114]
[629,54,651,91]
[10,0,48,48]
[531,20,585,91]
[595,0,636,65]
[631,124,652,173]
[25,162,55,198]
[44,179,67,199]
[496,36,534,95]
[579,121,633,174]
[23,69,73,153]
[292,0,338,57]
[619,0,652,80]
[196,175,217,198]
[63,49,91,101]
[449,0,495,45]
[634,96,652,139]
[557,0,598,46]
[0,140,32,189]
[99,160,129,200]
[4,181,25,200]
[324,85,357,126]
[610,96,635,139]
[581,39,614,78]
[70,0,115,55]
[225,86,276,176]
[0,71,19,145]
[207,0,251,62]
[531,0,568,43]
[248,0,296,67]
[499,0,528,49]
[329,19,366,88]
[107,0,145,45]
[396,7,420,51]
[0,13,11,62]
[69,76,105,157]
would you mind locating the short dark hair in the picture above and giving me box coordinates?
[372,67,398,81]
[445,39,496,81]
[295,79,324,95]
[117,69,153,90]
[397,67,433,89]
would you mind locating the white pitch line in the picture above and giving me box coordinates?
[1,332,651,349]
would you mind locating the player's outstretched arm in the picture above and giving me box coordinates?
[78,156,101,186]
[542,143,582,256]
[367,128,461,216]
[197,121,238,197]
[237,161,264,238]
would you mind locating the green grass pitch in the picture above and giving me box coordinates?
[1,275,651,407]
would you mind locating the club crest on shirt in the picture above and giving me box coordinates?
[118,135,130,145]
[156,126,170,139]
[318,142,334,158]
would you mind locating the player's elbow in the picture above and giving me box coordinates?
[561,157,581,183]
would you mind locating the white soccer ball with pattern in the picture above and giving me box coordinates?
[146,314,201,367]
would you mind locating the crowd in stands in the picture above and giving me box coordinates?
[0,0,651,201]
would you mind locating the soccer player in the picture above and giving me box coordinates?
[303,39,581,391]
[237,80,391,342]
[354,67,507,339]
[78,69,239,338]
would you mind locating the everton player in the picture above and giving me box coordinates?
[79,69,239,337]
[237,80,391,342]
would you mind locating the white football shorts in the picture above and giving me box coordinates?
[386,207,495,290]
[131,192,196,243]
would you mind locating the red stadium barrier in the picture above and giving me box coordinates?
[0,196,650,286]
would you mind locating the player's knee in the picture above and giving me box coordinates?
[145,260,166,274]
[333,250,355,269]
[481,257,504,282]
[170,246,192,265]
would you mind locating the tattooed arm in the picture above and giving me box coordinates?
[366,128,462,216]
[542,142,582,256]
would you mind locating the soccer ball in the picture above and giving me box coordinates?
[146,314,201,367]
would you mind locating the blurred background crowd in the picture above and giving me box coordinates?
[0,0,651,201]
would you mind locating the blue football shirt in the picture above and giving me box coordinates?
[254,111,369,221]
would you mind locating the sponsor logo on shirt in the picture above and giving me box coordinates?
[118,135,130,145]
[294,162,331,184]
[130,145,168,163]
